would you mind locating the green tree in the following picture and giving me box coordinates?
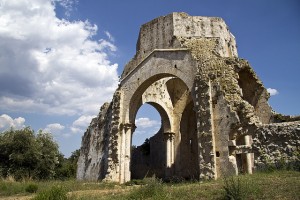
[54,149,80,179]
[0,127,39,180]
[34,131,59,179]
[0,127,60,180]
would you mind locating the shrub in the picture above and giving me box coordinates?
[33,185,68,200]
[222,175,261,200]
[25,183,38,193]
[126,177,167,199]
[223,176,243,200]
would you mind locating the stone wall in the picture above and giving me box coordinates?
[253,122,300,168]
[121,12,238,78]
[77,90,122,181]
[76,103,111,181]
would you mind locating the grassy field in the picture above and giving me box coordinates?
[0,170,299,200]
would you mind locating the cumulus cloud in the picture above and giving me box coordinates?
[0,114,25,132]
[43,123,65,134]
[0,0,118,116]
[135,117,160,129]
[71,115,94,133]
[267,88,279,96]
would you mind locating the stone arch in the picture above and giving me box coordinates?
[128,75,176,130]
[147,102,171,133]
[116,50,199,183]
[119,50,197,124]
[125,71,198,181]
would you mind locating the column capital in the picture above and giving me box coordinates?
[121,123,136,132]
[164,132,175,140]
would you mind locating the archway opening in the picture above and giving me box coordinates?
[131,103,165,179]
[132,103,161,146]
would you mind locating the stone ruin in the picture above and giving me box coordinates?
[77,12,300,183]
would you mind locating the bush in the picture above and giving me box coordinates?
[222,175,262,200]
[126,177,167,199]
[33,185,68,200]
[223,176,243,200]
[25,183,38,193]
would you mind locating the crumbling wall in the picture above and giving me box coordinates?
[76,103,111,181]
[253,122,300,168]
[77,90,122,181]
[121,12,237,78]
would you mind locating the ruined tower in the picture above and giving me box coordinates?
[77,13,300,183]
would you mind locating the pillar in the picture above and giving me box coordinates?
[244,135,253,174]
[165,132,175,178]
[120,123,135,183]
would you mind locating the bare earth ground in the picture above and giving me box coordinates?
[0,188,131,200]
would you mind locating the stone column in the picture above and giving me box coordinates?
[119,125,125,183]
[165,132,175,178]
[244,135,253,174]
[124,123,136,183]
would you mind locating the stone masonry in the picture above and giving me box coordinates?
[77,13,300,183]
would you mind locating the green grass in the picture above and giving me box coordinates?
[0,178,117,197]
[0,170,299,200]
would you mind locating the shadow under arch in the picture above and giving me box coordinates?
[176,101,199,180]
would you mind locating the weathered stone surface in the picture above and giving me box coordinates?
[77,103,111,181]
[253,122,300,167]
[77,12,299,183]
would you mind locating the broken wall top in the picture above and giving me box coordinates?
[121,12,238,78]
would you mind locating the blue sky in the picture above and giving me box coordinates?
[0,0,299,157]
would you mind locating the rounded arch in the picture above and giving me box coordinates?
[128,74,175,125]
[119,50,197,124]
[133,101,172,134]
[147,102,171,133]
[128,74,195,125]
[118,50,199,182]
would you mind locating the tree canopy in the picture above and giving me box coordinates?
[0,127,79,180]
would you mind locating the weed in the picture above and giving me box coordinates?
[223,176,243,200]
[25,183,38,193]
[126,177,167,199]
[33,185,68,200]
[222,175,262,200]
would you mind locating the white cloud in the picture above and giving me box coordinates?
[267,88,279,96]
[0,0,118,116]
[73,115,95,127]
[105,31,115,42]
[71,115,94,134]
[43,123,65,134]
[55,0,78,17]
[0,114,26,132]
[135,117,160,129]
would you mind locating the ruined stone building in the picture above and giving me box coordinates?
[77,13,300,183]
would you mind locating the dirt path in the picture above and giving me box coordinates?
[0,195,33,200]
[0,186,134,199]
[69,188,130,198]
